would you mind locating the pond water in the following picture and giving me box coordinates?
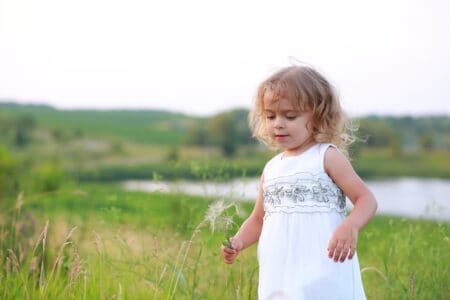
[123,177,450,222]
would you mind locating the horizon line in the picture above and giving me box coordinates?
[1,99,450,118]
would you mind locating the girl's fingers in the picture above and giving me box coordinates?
[339,244,350,262]
[348,247,356,260]
[346,235,357,259]
[333,240,345,262]
[224,252,236,260]
[220,245,238,264]
[223,252,237,264]
[222,246,237,255]
[348,242,357,259]
[328,226,359,262]
[327,239,337,258]
[339,241,352,262]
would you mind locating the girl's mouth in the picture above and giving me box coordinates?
[275,134,288,141]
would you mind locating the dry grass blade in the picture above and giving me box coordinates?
[93,231,104,256]
[14,192,24,212]
[361,266,388,281]
[68,247,84,289]
[33,220,49,290]
[46,226,78,289]
[6,249,20,273]
[118,282,123,300]
[32,220,49,255]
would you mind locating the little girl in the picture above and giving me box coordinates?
[221,64,378,299]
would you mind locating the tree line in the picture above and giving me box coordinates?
[185,110,450,156]
[1,103,449,157]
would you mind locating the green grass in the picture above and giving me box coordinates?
[70,147,450,182]
[1,183,449,299]
[71,156,268,182]
[358,216,449,298]
[353,148,450,179]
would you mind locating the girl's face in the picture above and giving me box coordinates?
[263,93,314,156]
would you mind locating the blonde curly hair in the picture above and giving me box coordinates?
[248,65,355,157]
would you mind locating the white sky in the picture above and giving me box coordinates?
[0,0,449,116]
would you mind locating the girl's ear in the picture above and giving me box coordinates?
[305,114,315,133]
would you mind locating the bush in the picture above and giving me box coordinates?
[33,163,65,192]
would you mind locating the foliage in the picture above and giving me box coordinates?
[0,184,448,299]
[355,115,450,151]
[70,157,266,182]
[353,148,450,179]
[187,108,255,156]
[33,163,65,192]
[2,102,449,151]
[208,112,238,156]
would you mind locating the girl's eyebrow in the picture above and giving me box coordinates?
[264,109,298,114]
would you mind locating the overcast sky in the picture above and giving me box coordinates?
[1,0,449,116]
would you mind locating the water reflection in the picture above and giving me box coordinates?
[123,177,450,222]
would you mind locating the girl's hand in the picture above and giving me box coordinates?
[327,221,358,263]
[220,237,244,264]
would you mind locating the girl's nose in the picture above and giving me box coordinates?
[274,117,285,128]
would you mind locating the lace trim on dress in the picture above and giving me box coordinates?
[263,172,346,215]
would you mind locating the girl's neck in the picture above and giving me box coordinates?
[282,139,317,159]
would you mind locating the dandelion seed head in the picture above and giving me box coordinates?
[205,199,239,233]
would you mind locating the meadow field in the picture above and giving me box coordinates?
[1,104,450,299]
[1,183,449,299]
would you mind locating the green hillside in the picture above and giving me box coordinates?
[0,102,197,145]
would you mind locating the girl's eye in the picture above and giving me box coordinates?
[266,115,275,120]
[286,115,297,120]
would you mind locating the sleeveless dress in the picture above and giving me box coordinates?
[258,143,366,300]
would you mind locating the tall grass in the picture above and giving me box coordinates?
[0,187,257,299]
[0,184,449,299]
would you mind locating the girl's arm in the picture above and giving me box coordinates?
[325,147,378,262]
[234,175,265,250]
[221,175,265,263]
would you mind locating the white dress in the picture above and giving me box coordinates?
[258,143,366,300]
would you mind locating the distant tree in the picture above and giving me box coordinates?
[14,115,36,147]
[111,141,125,154]
[348,139,364,159]
[73,128,84,139]
[187,109,255,155]
[0,146,12,201]
[208,112,237,156]
[390,137,403,157]
[419,132,434,151]
[33,163,64,192]
[357,118,399,148]
[185,120,208,146]
[15,129,28,147]
[52,128,69,143]
[227,109,254,145]
[17,114,36,129]
[0,113,5,132]
[166,147,180,162]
